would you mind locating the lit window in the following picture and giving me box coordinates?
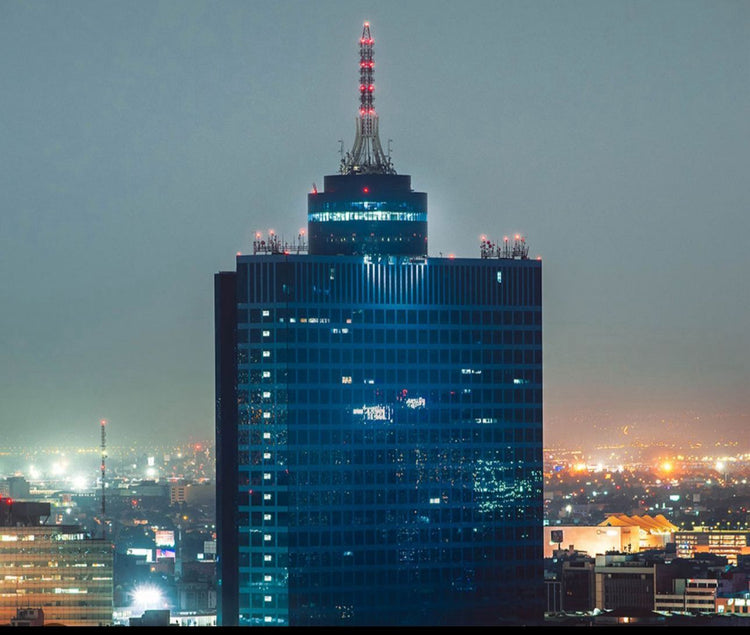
[497,271,502,283]
[341,376,352,384]
[405,397,425,409]
[264,534,272,541]
[264,555,272,562]
[262,330,270,337]
[263,453,271,460]
[262,310,270,317]
[263,432,271,439]
[262,350,270,358]
[264,575,272,582]
[263,514,272,521]
[262,371,271,378]
[263,473,271,480]
[265,595,272,602]
[264,616,273,623]
[263,493,272,500]
[262,391,271,398]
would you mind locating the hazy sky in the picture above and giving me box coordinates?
[1,0,748,450]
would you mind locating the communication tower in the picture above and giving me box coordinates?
[100,419,107,537]
[339,22,395,175]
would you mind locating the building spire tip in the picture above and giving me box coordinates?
[341,21,395,176]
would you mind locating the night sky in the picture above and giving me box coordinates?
[1,0,748,450]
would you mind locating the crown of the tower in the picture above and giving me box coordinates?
[308,21,427,257]
[339,22,396,176]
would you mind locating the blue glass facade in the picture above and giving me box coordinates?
[215,253,543,626]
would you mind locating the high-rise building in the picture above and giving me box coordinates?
[215,22,543,626]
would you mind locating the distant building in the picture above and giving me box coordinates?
[170,482,214,506]
[1,476,30,499]
[545,525,639,558]
[545,546,750,622]
[562,557,596,612]
[9,608,44,627]
[544,548,596,614]
[675,527,750,566]
[655,578,718,613]
[594,553,656,612]
[170,484,188,505]
[0,501,113,627]
[129,609,171,626]
[716,591,750,616]
[544,514,677,558]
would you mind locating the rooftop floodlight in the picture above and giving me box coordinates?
[131,583,164,610]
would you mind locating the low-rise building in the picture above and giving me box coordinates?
[675,528,750,566]
[655,578,718,613]
[594,553,656,612]
[545,514,677,558]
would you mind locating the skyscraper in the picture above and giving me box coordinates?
[215,22,543,626]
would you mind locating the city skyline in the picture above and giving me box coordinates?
[1,0,748,449]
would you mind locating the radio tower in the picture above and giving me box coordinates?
[100,419,107,536]
[339,21,395,176]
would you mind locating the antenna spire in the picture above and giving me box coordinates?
[340,22,396,175]
[100,419,107,539]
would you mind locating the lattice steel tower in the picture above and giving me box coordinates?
[339,21,395,176]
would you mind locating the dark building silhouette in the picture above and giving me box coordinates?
[215,22,543,626]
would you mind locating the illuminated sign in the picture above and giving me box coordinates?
[360,405,392,421]
[154,530,175,547]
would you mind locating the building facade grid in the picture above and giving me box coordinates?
[218,254,542,626]
[0,526,113,627]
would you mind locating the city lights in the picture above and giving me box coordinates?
[131,584,164,611]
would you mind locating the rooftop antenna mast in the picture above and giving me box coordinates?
[339,21,396,176]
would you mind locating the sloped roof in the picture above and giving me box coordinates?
[598,513,678,533]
